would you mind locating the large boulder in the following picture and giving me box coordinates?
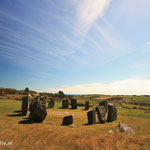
[71,99,77,109]
[87,110,96,125]
[22,96,28,116]
[99,101,108,112]
[62,115,73,125]
[48,98,55,108]
[116,122,135,134]
[85,101,89,110]
[96,106,106,123]
[29,96,47,122]
[62,99,69,108]
[107,103,117,122]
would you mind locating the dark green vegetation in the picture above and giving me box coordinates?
[0,94,150,150]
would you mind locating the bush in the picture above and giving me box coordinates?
[58,91,65,98]
[0,91,6,96]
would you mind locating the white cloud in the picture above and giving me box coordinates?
[44,79,150,95]
[76,0,112,31]
[145,41,150,45]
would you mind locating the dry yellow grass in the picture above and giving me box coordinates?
[0,99,150,150]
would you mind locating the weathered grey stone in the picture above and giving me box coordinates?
[99,101,108,112]
[87,110,96,125]
[93,106,97,111]
[28,94,33,109]
[116,122,135,134]
[108,129,114,134]
[22,96,28,116]
[48,98,55,108]
[68,124,76,128]
[31,92,39,97]
[29,96,40,111]
[62,115,73,125]
[62,99,69,108]
[107,103,117,122]
[29,96,47,122]
[71,99,77,109]
[96,106,106,123]
[85,101,89,110]
[40,96,47,105]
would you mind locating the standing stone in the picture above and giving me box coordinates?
[40,96,47,105]
[62,99,69,108]
[48,98,55,108]
[62,115,73,125]
[96,106,106,123]
[28,94,33,109]
[22,96,28,116]
[29,96,39,112]
[107,103,117,122]
[99,101,108,112]
[87,110,96,125]
[85,101,89,110]
[93,106,97,111]
[29,97,47,122]
[71,99,77,109]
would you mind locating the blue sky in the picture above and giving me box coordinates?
[0,0,150,94]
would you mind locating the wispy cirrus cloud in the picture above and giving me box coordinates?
[76,0,112,31]
[0,0,141,71]
[0,0,149,92]
[0,5,78,68]
[0,0,114,69]
[44,78,150,95]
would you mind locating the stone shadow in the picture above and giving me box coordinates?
[83,122,105,126]
[7,110,23,117]
[83,123,92,126]
[58,107,69,109]
[18,119,42,124]
[6,114,24,117]
[13,110,22,113]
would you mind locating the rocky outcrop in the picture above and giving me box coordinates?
[116,122,135,134]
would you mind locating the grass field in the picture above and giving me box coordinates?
[0,95,150,150]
